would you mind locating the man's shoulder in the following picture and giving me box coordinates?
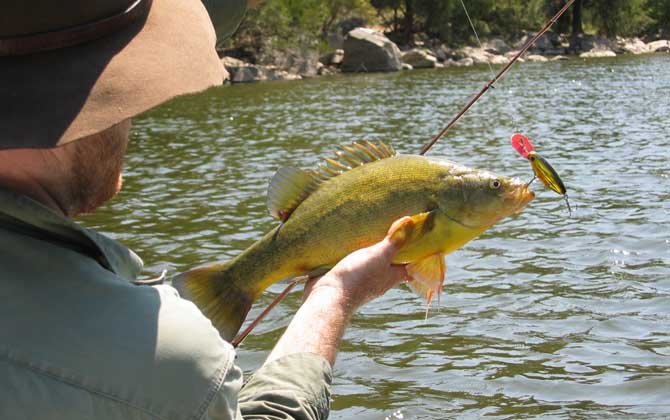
[1,274,238,420]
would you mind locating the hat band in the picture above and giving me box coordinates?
[0,0,152,57]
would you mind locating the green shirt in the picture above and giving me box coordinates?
[0,188,332,420]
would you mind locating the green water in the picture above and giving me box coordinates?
[83,54,670,419]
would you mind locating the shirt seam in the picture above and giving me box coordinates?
[1,350,169,420]
[194,343,236,420]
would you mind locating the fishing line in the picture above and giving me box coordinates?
[458,0,522,134]
[419,0,576,155]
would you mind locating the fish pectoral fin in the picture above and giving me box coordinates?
[406,209,438,237]
[267,166,319,222]
[406,253,446,319]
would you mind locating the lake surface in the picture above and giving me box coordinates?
[83,53,670,419]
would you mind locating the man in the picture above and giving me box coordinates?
[0,1,411,419]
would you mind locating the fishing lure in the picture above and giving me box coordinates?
[511,133,571,214]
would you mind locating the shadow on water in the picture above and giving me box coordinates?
[82,54,670,419]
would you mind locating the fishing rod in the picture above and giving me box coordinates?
[419,0,576,155]
[231,1,576,347]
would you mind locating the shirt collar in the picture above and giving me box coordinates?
[0,187,143,281]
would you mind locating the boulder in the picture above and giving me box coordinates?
[401,63,413,70]
[526,54,548,62]
[259,49,319,77]
[454,57,474,67]
[579,49,617,58]
[617,37,649,54]
[481,38,512,55]
[226,64,302,83]
[458,46,492,65]
[319,49,344,66]
[489,55,509,65]
[341,28,402,72]
[401,48,437,68]
[331,49,344,64]
[551,55,569,61]
[221,56,246,68]
[648,40,670,53]
[543,48,567,56]
[570,34,615,53]
[516,31,558,53]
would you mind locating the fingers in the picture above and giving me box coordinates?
[377,216,415,261]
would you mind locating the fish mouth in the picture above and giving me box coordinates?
[505,183,535,214]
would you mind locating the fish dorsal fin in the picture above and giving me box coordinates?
[267,141,396,222]
[267,166,319,222]
[309,141,396,182]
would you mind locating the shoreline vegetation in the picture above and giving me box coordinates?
[216,0,669,83]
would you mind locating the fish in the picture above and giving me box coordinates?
[511,133,571,213]
[174,141,535,341]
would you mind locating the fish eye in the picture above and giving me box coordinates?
[490,179,501,189]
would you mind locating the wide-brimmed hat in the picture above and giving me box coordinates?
[0,0,233,150]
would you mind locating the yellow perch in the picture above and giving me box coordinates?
[175,141,534,341]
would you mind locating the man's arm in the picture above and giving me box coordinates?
[266,216,414,366]
[237,217,414,420]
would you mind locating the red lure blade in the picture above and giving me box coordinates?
[511,133,535,159]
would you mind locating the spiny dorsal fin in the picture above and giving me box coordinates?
[309,140,396,182]
[267,166,319,222]
[267,141,396,222]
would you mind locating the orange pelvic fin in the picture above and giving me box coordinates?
[406,253,446,319]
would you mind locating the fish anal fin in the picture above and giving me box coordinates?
[267,166,318,222]
[407,253,446,318]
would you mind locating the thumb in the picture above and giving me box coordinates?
[380,216,415,258]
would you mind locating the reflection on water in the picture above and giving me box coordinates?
[82,54,670,418]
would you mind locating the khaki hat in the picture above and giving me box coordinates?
[0,0,231,150]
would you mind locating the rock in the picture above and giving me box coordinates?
[617,37,649,54]
[319,49,344,66]
[221,56,246,68]
[454,57,474,67]
[579,49,617,58]
[331,49,344,64]
[401,48,437,68]
[341,27,402,72]
[489,55,509,65]
[551,55,569,61]
[458,46,492,65]
[570,34,615,53]
[648,40,670,53]
[317,65,336,76]
[259,49,319,77]
[543,48,567,56]
[526,54,548,62]
[228,65,264,83]
[429,44,450,62]
[516,31,558,52]
[226,63,302,83]
[481,38,511,55]
[401,63,413,70]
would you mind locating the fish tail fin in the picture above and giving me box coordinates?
[173,262,257,342]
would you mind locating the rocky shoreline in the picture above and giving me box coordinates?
[220,27,670,84]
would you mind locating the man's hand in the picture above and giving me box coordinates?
[303,216,414,313]
[265,216,415,366]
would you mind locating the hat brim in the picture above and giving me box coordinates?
[0,0,225,149]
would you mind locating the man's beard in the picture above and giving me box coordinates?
[68,121,129,216]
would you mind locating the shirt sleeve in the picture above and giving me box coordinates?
[238,353,332,420]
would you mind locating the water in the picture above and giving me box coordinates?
[82,54,670,418]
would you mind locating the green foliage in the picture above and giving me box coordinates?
[589,0,652,36]
[647,0,670,34]
[227,0,668,57]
